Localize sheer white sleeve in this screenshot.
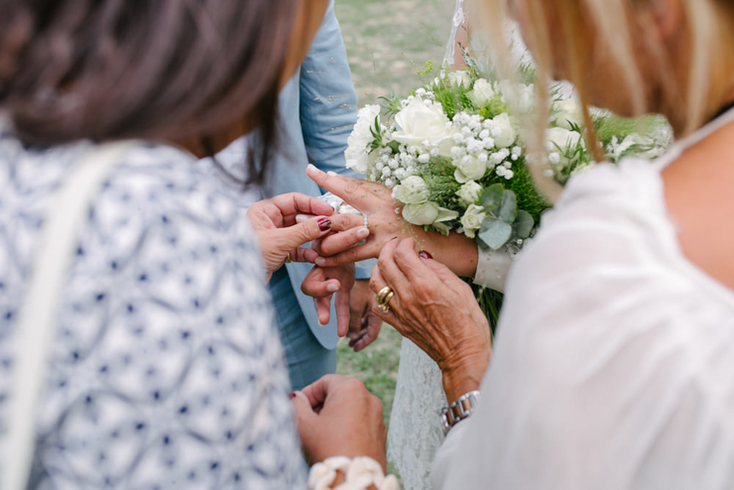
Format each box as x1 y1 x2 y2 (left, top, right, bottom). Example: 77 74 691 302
472 247 513 292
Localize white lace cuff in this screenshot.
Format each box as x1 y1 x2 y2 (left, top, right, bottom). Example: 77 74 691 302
308 456 400 490
472 246 513 292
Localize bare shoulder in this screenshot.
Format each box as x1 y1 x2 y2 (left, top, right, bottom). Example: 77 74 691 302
662 121 734 289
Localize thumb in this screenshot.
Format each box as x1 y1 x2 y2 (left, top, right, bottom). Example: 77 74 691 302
277 216 333 251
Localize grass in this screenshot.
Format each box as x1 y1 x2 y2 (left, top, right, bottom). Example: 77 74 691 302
335 0 456 105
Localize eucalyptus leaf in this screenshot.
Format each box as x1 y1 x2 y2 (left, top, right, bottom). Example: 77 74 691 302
514 210 534 238
478 218 513 250
480 184 504 212
499 190 517 223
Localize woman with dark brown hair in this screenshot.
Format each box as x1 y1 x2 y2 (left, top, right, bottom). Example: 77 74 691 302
0 1 387 488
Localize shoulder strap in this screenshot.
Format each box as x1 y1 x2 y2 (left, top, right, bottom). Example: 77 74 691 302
3 141 139 490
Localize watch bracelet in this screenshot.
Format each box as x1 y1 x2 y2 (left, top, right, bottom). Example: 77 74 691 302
441 390 481 435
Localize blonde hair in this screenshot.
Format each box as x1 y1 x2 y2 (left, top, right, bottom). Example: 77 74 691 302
472 0 734 201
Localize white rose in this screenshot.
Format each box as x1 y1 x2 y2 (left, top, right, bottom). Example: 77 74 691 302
457 181 483 204
392 175 430 204
454 155 488 183
546 127 583 154
546 127 584 170
393 97 452 149
551 98 583 130
448 70 472 89
460 204 487 238
491 113 517 148
499 81 535 114
402 202 458 226
402 202 439 225
469 79 495 107
345 104 381 174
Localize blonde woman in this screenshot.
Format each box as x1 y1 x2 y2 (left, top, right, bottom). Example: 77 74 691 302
299 0 734 488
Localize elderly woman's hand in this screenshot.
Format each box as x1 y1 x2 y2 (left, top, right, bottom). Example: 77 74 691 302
305 165 479 278
292 375 387 470
370 238 492 401
246 192 367 280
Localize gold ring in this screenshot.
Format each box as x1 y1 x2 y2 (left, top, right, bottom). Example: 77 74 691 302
378 291 395 313
376 286 393 305
285 254 293 264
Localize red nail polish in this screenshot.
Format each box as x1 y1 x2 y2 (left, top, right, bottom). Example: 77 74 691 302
289 392 297 399
318 218 332 232
419 250 433 260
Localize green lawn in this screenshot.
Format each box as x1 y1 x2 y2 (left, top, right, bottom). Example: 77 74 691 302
336 0 456 105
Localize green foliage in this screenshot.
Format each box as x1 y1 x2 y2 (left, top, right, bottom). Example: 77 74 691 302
593 113 666 146
417 60 435 76
379 95 403 117
484 157 549 223
476 183 536 250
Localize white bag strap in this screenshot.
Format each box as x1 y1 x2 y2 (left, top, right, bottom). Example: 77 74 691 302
3 141 139 490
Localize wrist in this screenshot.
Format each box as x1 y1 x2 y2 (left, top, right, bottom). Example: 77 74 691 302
440 351 489 402
412 227 478 277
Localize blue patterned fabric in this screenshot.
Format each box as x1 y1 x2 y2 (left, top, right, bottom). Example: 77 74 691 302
0 133 305 489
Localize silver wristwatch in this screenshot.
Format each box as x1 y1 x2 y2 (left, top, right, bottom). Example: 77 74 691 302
440 390 481 435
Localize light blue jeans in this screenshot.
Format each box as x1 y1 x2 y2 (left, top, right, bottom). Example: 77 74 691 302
269 267 337 391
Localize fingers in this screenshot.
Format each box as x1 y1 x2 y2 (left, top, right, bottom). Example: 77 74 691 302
350 316 382 352
390 238 441 285
299 374 344 408
335 290 350 337
374 239 412 301
306 165 369 209
292 390 318 423
315 242 379 267
301 266 341 298
420 254 466 287
266 192 336 222
277 215 335 250
314 225 370 256
290 246 320 264
314 296 332 326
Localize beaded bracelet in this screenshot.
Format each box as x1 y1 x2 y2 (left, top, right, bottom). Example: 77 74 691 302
308 456 400 490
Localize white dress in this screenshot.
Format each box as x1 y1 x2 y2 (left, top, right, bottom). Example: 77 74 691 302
432 109 734 489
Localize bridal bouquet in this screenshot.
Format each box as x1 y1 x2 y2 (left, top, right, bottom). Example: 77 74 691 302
345 66 671 328
345 66 671 253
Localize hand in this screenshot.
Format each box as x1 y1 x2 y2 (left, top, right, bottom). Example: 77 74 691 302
301 264 355 336
292 375 387 470
246 193 366 280
306 165 479 277
347 280 382 352
370 238 492 402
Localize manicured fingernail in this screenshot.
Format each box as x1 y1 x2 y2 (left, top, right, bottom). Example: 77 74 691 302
315 257 326 267
296 214 309 223
289 392 297 399
357 227 370 239
327 283 339 293
419 250 433 260
318 218 332 232
327 171 338 176
307 164 320 174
